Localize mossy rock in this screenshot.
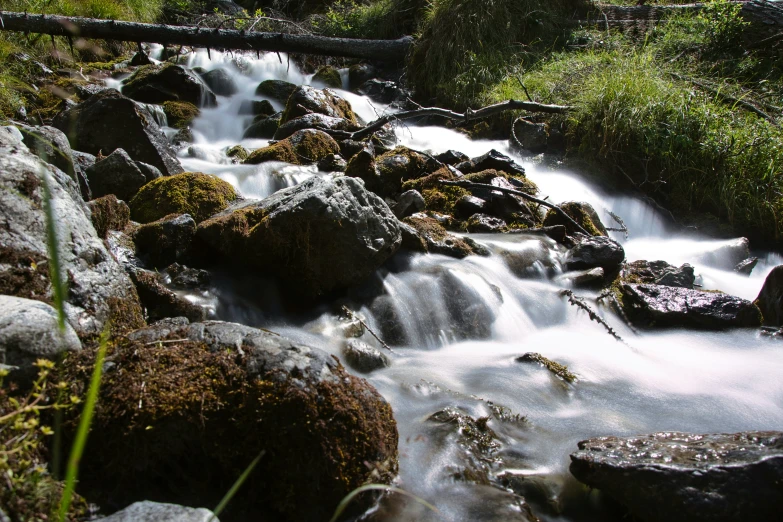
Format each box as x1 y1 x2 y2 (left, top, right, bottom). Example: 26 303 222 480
129 172 238 224
463 169 539 196
401 167 468 215
162 100 200 129
255 79 297 102
403 215 486 258
62 320 398 521
122 63 216 107
312 65 343 88
88 194 131 239
244 129 340 165
226 145 249 162
348 146 437 198
543 201 607 237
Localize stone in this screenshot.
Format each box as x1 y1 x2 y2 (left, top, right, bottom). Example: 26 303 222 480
734 257 758 276
466 213 507 233
456 149 526 178
655 264 695 288
53 89 184 176
163 263 211 290
621 260 695 289
64 320 398 521
133 214 197 269
197 176 401 298
435 149 469 166
280 85 358 125
511 119 549 153
100 501 217 522
342 339 390 373
129 51 153 66
122 63 217 107
162 101 200 129
244 129 340 166
346 146 436 199
312 65 343 88
255 79 297 102
16 124 87 198
316 153 347 172
455 194 489 219
171 128 194 146
88 195 131 239
565 236 625 273
554 267 605 288
620 284 762 329
393 189 426 219
200 67 238 96
347 63 378 90
242 115 281 139
273 113 359 140
755 265 783 326
695 237 750 270
85 148 160 202
402 215 488 259
128 268 207 323
339 139 367 160
497 238 560 279
226 145 249 163
238 99 275 116
570 431 783 522
0 296 81 383
129 172 238 224
543 201 608 237
357 79 407 104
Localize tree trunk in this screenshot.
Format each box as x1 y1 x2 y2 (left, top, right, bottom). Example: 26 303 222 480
0 11 413 61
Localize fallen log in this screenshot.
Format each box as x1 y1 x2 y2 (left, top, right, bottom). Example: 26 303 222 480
0 11 413 61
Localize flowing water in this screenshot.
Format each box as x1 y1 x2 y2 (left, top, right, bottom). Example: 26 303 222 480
119 49 783 521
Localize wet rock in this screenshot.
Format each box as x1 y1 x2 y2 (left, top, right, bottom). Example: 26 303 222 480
403 215 487 259
516 352 576 382
129 268 207 323
511 119 549 153
467 213 507 233
358 79 407 104
317 153 347 172
0 134 144 337
0 296 82 383
171 127 194 146
655 264 695 288
88 195 130 239
497 238 560 278
339 138 367 160
346 145 436 199
565 236 624 273
16 124 84 195
122 63 217 107
543 201 607 237
621 260 695 289
440 270 496 340
129 172 238 224
133 214 196 269
347 63 378 90
100 501 217 522
734 257 758 276
342 339 390 373
255 79 297 102
53 89 184 176
620 284 762 329
238 99 275 116
129 51 153 66
242 114 280 139
86 148 161 201
197 176 401 298
72 150 96 174
245 129 340 165
554 267 605 288
64 320 398 521
695 237 750 270
200 67 238 96
273 113 359 140
280 85 358 125
75 83 109 100
455 194 490 219
226 144 249 163
370 295 409 346
163 263 211 290
393 190 425 219
162 100 200 129
755 265 783 326
312 65 343 88
436 149 469 165
570 431 783 522
456 149 526 178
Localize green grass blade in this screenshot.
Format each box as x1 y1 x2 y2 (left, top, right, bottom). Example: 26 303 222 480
56 326 110 521
328 484 439 522
209 450 265 521
40 167 67 334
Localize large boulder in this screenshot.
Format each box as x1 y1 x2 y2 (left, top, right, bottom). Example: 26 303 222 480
64 320 398 521
52 89 184 176
100 501 217 522
244 129 340 166
16 124 90 199
620 284 762 329
273 113 359 140
197 176 401 298
543 201 608 236
755 265 783 326
0 131 144 337
565 236 624 273
280 85 358 125
129 172 238 224
255 79 297 102
200 67 238 96
122 64 217 107
85 148 162 202
570 431 783 522
345 146 437 199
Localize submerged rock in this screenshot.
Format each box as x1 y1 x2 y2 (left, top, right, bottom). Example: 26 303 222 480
755 265 783 326
570 431 783 522
238 99 275 116
122 63 217 107
100 501 217 522
734 257 758 276
543 201 607 237
620 284 761 329
64 320 398 521
244 129 340 165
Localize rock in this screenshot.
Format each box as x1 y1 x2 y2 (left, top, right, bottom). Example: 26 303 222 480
621 260 695 289
570 431 783 522
565 236 624 273
543 201 608 237
497 239 560 279
162 101 200 129
457 170 540 227
316 153 347 172
655 264 695 288
346 145 436 199
369 295 408 346
357 79 407 104
129 172 238 224
53 89 184 176
554 267 605 288
695 238 750 270
455 194 490 219
88 195 130 239
339 138 366 160
347 63 378 90
72 150 96 173
200 68 238 96
273 113 360 140
75 83 109 100
620 284 762 329
129 51 153 66
312 65 343 88
244 129 340 166
734 257 758 276
280 85 358 125
435 149 470 165
225 145 249 163
64 320 398 521
163 263 211 290
403 215 487 259
0 296 81 383
128 268 207 323
100 501 217 522
342 339 390 373
197 176 401 298
238 99 275 116
86 148 160 201
242 115 281 139
122 63 217 107
511 119 549 153
133 214 196 269
393 189 426 219
171 128 194 146
466 213 507 233
456 149 526 178
16 124 87 197
0 135 144 337
255 79 297 102
440 269 496 339
755 265 783 326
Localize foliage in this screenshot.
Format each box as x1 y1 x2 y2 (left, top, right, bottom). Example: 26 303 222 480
310 0 427 39
697 0 749 49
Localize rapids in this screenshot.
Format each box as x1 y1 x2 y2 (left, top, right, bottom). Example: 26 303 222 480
118 48 783 521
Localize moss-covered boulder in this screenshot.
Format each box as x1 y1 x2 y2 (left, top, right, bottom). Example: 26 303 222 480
401 167 468 215
280 85 358 125
244 129 340 166
239 99 275 117
402 215 487 258
346 146 437 199
122 63 217 107
312 65 343 88
255 79 297 102
88 194 131 239
162 101 200 129
63 320 398 521
273 113 360 140
242 114 281 139
225 145 249 163
133 213 196 268
129 172 238 224
543 201 607 237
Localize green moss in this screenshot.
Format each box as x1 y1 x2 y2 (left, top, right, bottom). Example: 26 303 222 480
245 130 340 165
312 66 342 88
226 145 249 162
129 172 238 224
162 100 200 129
106 293 146 336
516 352 577 383
88 194 131 238
463 169 539 195
543 201 605 236
402 167 468 216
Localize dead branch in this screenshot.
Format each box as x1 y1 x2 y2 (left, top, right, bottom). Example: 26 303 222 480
561 289 626 344
341 306 394 353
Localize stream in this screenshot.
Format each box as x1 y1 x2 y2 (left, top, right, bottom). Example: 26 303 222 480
114 48 783 521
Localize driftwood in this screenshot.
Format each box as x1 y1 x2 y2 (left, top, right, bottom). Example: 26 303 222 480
0 11 412 61
560 289 626 344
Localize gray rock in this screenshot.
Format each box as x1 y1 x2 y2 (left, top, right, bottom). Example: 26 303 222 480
242 115 280 139
122 64 217 107
734 257 758 276
695 237 750 270
72 150 97 172
316 153 347 172
511 119 549 153
200 68 238 96
197 176 401 298
393 189 425 219
565 236 625 273
435 149 469 165
53 89 184 176
129 268 207 323
238 99 275 116
86 148 160 201
0 125 24 146
16 124 88 199
135 161 163 183
164 263 211 290
456 149 526 178
554 267 605 287
281 85 358 124
755 265 783 326
347 63 378 90
455 194 489 219
255 79 297 102
655 264 695 288
622 260 695 289
467 213 507 233
0 296 81 383
570 431 783 522
134 213 196 269
342 339 390 373
171 127 194 146
620 283 762 329
357 79 407 104
273 113 359 140
99 501 217 522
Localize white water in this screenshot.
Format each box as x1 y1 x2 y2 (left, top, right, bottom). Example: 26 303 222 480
126 50 781 521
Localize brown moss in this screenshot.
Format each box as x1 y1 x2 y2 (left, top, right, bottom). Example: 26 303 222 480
543 201 606 236
88 194 131 238
463 168 539 196
162 100 200 129
129 172 238 224
0 246 51 303
516 352 577 383
244 129 340 166
106 293 146 336
226 145 249 162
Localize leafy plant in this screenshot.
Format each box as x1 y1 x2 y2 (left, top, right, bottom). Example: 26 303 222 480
697 0 749 49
